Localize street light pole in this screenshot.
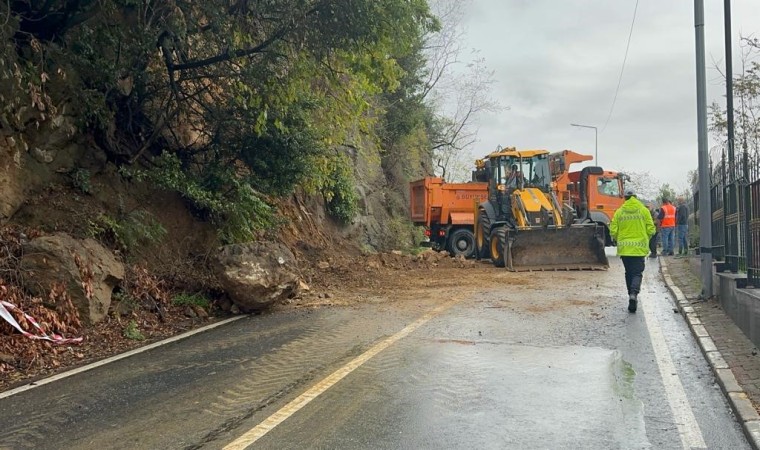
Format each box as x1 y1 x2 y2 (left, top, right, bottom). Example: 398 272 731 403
570 123 598 165
694 0 713 297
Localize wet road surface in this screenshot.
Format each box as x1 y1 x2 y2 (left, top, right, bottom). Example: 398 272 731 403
0 250 750 449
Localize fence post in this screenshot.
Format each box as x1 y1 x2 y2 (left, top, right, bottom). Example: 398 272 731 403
744 149 754 288
722 151 729 266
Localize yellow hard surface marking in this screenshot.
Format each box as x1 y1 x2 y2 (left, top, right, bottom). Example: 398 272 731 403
223 299 459 450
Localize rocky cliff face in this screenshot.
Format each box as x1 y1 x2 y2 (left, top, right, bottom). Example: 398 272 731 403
0 76 425 250
0 122 424 256
0 107 97 221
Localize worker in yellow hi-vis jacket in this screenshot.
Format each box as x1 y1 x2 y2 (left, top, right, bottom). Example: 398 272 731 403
610 188 656 313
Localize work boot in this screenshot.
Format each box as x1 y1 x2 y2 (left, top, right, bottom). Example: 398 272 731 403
628 293 638 313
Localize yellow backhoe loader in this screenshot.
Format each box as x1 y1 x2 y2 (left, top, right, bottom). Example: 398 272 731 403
473 147 609 271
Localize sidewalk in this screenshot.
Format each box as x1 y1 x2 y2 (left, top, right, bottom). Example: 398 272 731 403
660 255 760 447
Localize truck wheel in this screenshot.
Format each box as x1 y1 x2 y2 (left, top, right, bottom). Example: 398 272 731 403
448 228 476 258
476 210 491 260
489 227 507 268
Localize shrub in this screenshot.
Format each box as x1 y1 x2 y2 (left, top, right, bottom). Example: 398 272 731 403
411 226 427 249
171 293 210 309
71 169 91 194
111 290 138 314
321 156 358 224
127 153 277 244
123 320 145 341
88 210 167 254
381 216 417 252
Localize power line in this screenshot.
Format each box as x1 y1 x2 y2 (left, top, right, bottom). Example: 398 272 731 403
601 0 639 133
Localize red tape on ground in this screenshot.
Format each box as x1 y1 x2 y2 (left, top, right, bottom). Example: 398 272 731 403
0 300 83 345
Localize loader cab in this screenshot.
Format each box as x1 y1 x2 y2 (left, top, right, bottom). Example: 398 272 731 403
486 156 517 220
487 152 553 221
524 153 551 190
494 158 521 189
493 153 552 192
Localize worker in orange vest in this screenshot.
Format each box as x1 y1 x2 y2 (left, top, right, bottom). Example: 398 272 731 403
657 198 676 256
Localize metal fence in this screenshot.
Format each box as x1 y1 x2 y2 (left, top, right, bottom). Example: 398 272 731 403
708 146 760 287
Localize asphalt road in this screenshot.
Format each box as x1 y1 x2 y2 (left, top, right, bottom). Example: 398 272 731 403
0 250 750 449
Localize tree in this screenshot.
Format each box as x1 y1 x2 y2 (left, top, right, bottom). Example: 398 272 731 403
620 170 661 202
657 184 677 204
422 0 503 182
680 169 698 206
709 36 760 171
1 0 439 240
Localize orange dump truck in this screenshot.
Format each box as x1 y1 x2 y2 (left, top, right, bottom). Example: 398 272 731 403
548 150 627 245
409 177 488 258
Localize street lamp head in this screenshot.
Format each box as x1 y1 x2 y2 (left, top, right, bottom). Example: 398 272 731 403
569 123 598 165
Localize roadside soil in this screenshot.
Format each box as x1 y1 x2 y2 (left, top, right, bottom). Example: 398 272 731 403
0 241 532 392
0 175 538 393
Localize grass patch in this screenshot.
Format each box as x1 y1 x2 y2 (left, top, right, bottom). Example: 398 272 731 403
409 246 431 256
123 320 145 341
172 293 210 309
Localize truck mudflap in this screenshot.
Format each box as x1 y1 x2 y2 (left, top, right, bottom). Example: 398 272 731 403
505 224 609 271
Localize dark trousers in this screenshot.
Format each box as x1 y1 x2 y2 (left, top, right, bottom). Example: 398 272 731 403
649 231 658 256
621 256 646 295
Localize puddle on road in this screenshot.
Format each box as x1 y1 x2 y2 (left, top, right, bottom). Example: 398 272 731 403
372 343 652 449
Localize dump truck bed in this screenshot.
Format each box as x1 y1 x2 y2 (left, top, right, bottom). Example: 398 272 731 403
409 177 488 227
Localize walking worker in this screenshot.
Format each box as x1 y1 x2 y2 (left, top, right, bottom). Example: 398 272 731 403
658 198 676 256
675 197 689 256
610 188 656 313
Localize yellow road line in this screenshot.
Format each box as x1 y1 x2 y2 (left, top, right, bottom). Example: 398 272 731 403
223 300 459 450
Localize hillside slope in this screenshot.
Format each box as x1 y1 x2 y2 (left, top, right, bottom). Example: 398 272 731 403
0 0 438 389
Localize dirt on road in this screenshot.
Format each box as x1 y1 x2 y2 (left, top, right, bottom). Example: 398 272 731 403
0 242 545 392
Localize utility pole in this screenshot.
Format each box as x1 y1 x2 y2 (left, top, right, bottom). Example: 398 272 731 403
724 0 735 170
724 0 736 272
695 0 713 297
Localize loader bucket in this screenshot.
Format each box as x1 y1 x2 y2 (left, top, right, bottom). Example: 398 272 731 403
506 224 609 271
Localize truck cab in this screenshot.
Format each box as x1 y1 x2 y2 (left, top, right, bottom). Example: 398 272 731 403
549 150 626 245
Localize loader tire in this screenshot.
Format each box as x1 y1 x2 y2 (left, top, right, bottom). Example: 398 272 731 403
476 210 491 260
448 228 476 258
489 227 507 268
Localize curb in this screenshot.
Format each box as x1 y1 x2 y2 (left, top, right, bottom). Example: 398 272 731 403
0 315 246 400
660 260 760 450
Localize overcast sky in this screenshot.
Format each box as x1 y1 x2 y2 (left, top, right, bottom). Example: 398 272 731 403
454 0 760 193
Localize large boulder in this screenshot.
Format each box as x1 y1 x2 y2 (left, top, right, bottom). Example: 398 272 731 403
213 241 301 311
21 233 124 325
